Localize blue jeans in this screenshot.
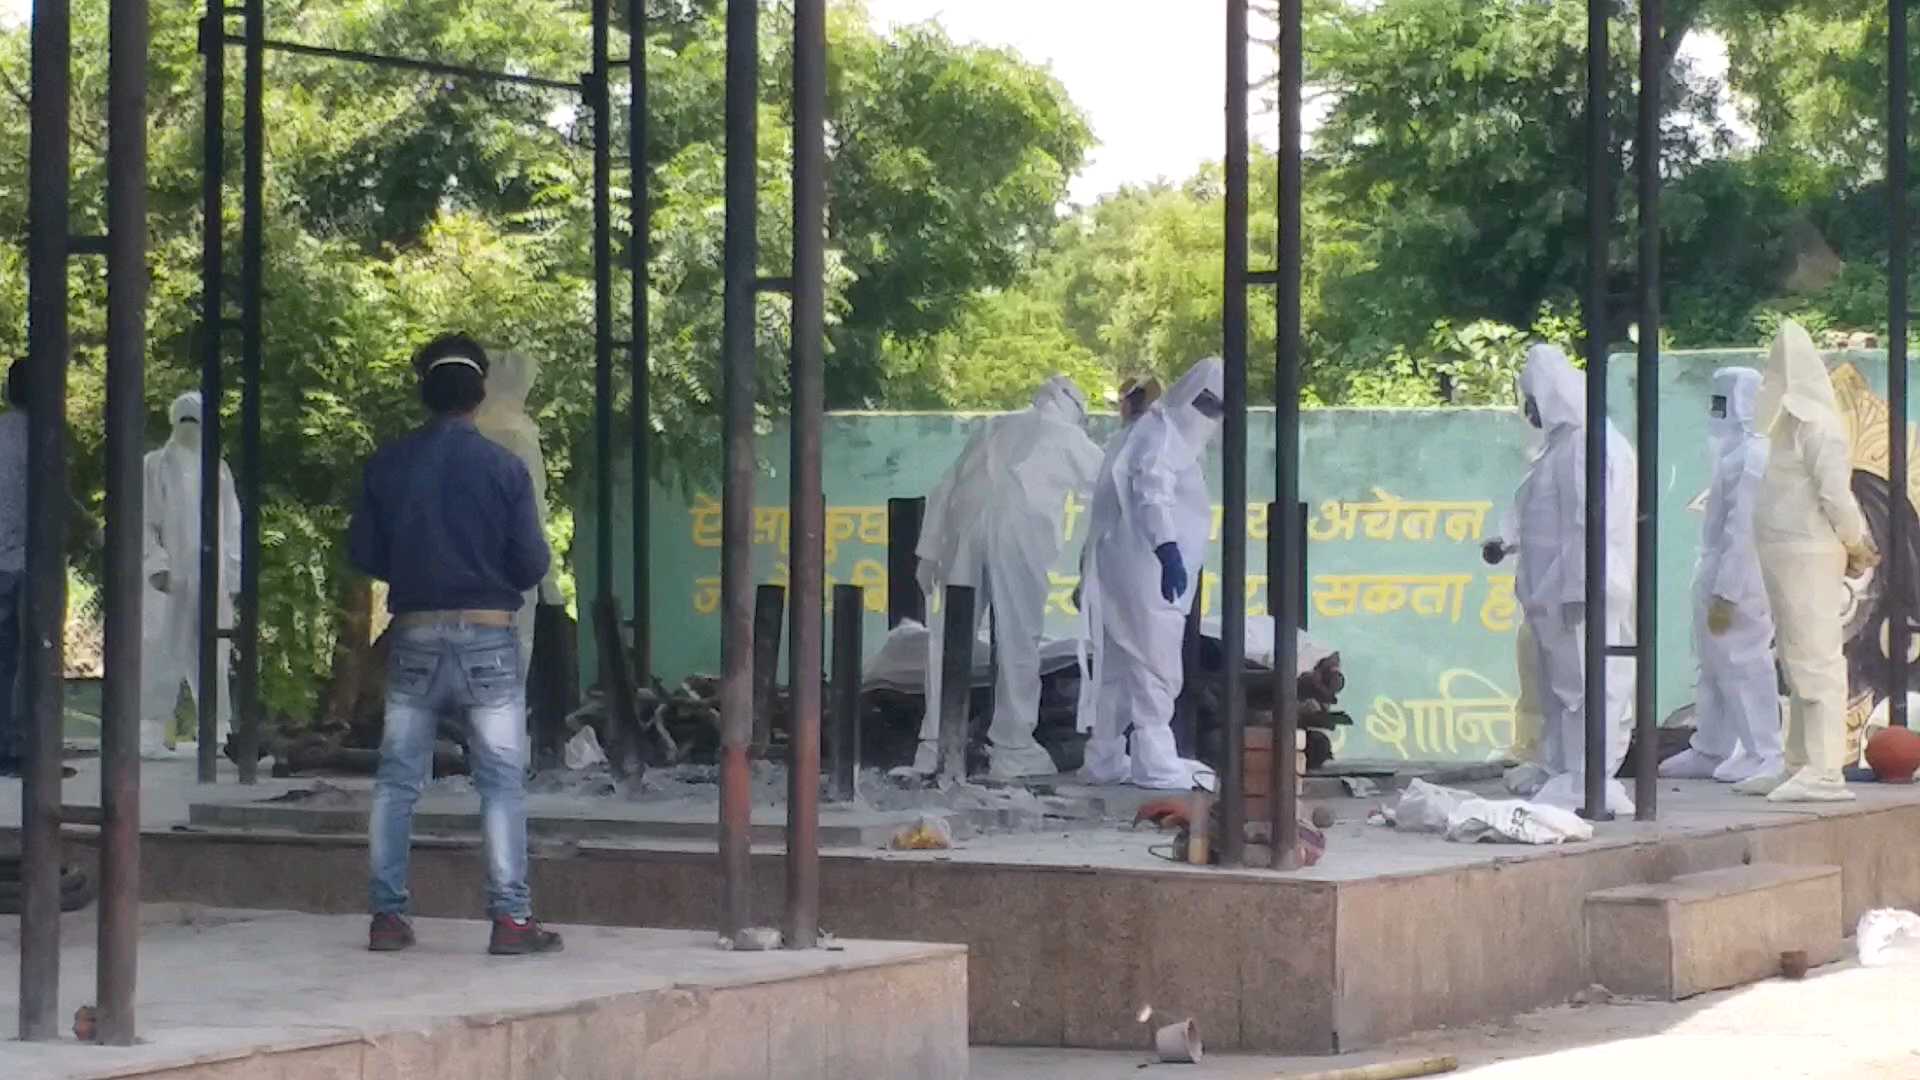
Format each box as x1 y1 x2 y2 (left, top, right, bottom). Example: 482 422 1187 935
369 621 530 919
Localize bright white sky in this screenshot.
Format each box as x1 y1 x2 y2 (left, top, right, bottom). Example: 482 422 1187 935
0 0 1742 198
864 0 1272 204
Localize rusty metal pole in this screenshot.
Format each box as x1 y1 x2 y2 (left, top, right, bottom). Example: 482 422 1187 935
1891 0 1911 724
19 0 71 1042
97 0 150 1044
1220 0 1250 867
785 0 828 950
629 0 653 684
233 0 264 784
717 0 759 940
1268 0 1305 870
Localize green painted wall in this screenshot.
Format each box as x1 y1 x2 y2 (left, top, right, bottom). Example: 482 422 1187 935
577 349 1908 764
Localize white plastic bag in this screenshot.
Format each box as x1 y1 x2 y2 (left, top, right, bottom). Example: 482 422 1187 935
563 726 609 771
1857 908 1920 966
1389 779 1474 833
1444 797 1594 845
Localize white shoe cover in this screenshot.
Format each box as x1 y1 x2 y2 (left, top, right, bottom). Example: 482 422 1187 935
887 739 939 778
1533 772 1635 817
1711 749 1774 784
1765 767 1854 804
1658 748 1726 780
1504 762 1550 797
1732 767 1790 796
987 743 1058 780
1078 736 1131 785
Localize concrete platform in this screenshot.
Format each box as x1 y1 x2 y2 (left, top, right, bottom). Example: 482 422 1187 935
12 757 1920 1055
0 906 967 1080
1585 863 1844 1000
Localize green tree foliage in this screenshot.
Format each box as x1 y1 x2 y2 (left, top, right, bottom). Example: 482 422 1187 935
0 0 1089 717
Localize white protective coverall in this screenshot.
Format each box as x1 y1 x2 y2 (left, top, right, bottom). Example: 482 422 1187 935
1511 345 1639 815
913 377 1104 779
141 392 240 758
1488 426 1551 795
1076 358 1225 790
1661 367 1784 783
1737 321 1875 803
476 348 563 680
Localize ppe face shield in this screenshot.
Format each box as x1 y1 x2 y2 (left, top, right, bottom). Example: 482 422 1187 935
1710 395 1728 419
1525 396 1542 429
1190 388 1225 421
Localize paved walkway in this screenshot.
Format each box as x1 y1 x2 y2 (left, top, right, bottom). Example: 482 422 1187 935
973 954 1920 1079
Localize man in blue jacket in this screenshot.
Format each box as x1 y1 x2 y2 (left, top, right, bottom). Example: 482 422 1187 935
348 333 560 955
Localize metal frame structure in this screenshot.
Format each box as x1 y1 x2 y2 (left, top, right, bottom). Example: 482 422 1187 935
20 0 148 1045
1217 0 1678 861
15 0 1914 1044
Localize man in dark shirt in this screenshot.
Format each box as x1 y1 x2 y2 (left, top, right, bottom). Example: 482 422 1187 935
348 333 560 956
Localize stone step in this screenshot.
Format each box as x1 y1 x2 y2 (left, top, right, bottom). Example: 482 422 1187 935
1584 863 1843 1001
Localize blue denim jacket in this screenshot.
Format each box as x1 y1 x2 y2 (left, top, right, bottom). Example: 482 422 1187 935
348 418 550 614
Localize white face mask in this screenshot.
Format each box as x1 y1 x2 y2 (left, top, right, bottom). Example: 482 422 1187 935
172 418 201 452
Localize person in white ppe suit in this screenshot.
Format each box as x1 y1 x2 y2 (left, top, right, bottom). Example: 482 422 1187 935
1496 345 1639 814
475 348 564 681
141 391 241 759
1661 367 1784 783
1077 358 1225 790
911 376 1104 779
1736 321 1879 802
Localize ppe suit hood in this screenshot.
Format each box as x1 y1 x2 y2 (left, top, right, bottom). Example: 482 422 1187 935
1519 345 1585 431
1756 320 1840 432
1031 376 1088 427
478 349 538 415
169 391 203 428
1157 357 1225 462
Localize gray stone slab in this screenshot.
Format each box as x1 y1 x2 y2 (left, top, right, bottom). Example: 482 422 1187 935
1586 863 1844 1000
0 908 967 1080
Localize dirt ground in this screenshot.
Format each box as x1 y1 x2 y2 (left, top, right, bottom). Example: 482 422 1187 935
971 956 1920 1079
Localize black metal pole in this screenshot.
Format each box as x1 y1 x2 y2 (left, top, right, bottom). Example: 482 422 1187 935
717 0 759 940
786 0 827 951
1220 0 1250 868
197 0 225 785
628 0 652 684
1270 0 1304 869
234 0 264 784
829 584 863 802
1892 0 1910 726
938 585 975 783
1582 0 1613 822
751 583 786 753
1633 0 1662 818
19 0 71 1042
217 34 582 93
99 0 149 1043
886 497 925 627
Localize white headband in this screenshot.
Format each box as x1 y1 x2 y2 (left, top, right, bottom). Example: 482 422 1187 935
427 355 484 374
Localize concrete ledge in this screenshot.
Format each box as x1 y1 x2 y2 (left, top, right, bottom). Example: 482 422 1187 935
1585 863 1843 1000
0 912 968 1080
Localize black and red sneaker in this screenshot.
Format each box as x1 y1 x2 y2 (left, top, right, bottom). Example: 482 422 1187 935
488 916 564 956
368 913 415 953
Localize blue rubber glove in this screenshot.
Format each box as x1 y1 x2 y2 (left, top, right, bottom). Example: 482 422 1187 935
1154 543 1187 604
